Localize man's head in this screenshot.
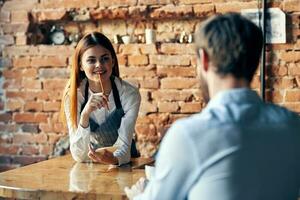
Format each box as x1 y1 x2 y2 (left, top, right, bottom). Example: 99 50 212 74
195 13 263 102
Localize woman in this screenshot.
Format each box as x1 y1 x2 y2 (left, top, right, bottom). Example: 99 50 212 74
61 32 141 165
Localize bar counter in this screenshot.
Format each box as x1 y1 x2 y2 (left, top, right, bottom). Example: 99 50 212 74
0 154 152 200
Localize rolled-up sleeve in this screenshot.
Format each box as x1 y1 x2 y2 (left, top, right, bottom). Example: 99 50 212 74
64 95 90 162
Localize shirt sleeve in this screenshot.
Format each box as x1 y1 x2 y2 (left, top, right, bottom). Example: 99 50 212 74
133 121 198 200
64 94 90 162
113 87 141 166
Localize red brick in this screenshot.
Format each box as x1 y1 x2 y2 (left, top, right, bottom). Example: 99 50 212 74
140 101 157 115
179 0 212 4
16 33 27 45
268 65 288 77
22 145 39 155
128 6 147 19
40 0 98 9
0 10 10 23
137 0 170 5
3 79 22 90
42 79 68 90
31 56 67 67
23 68 38 78
11 11 28 23
135 124 156 137
139 78 159 89
0 35 14 45
265 90 283 104
99 0 137 7
152 89 194 101
150 5 193 19
117 55 127 65
282 0 300 12
13 133 47 144
4 46 38 57
283 103 300 113
2 69 22 79
0 145 19 154
150 55 190 66
2 23 29 34
285 90 300 102
90 7 129 20
13 113 48 123
24 101 43 112
128 55 148 65
12 57 31 68
158 102 179 113
120 66 156 77
48 133 61 144
22 80 41 90
119 44 157 55
53 123 65 133
139 90 150 101
39 123 54 133
194 4 215 17
6 100 23 111
267 77 296 89
2 0 37 11
161 78 199 89
280 51 300 62
0 113 12 123
157 66 196 77
0 124 18 133
160 43 196 55
289 63 300 75
38 45 74 56
179 102 201 113
40 144 54 155
43 101 61 112
38 91 63 101
33 10 66 21
215 2 257 13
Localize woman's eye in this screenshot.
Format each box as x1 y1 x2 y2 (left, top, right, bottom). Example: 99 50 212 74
100 57 110 63
86 59 96 64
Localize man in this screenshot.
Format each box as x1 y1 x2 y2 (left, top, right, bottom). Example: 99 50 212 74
125 13 300 200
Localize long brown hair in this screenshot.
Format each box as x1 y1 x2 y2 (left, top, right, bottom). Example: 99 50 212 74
60 32 119 129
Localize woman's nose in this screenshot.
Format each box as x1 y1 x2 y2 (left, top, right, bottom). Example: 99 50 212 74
95 61 101 68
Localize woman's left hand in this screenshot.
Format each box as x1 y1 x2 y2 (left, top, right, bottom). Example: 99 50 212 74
88 145 118 165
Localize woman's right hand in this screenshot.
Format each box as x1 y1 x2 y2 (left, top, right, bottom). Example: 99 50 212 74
82 93 109 116
79 93 108 128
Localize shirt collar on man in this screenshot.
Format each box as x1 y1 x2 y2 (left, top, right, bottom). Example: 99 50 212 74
205 88 262 110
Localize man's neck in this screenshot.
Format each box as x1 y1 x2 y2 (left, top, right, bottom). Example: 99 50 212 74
208 73 249 99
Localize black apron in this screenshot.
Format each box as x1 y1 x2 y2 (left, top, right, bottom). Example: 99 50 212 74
80 76 139 157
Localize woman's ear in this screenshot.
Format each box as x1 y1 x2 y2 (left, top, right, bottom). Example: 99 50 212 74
79 62 84 71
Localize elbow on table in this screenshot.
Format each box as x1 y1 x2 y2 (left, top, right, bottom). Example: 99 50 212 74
70 148 88 162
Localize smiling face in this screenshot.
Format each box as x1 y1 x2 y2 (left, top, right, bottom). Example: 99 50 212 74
80 45 115 82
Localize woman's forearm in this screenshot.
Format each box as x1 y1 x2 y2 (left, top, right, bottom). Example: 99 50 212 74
79 111 90 128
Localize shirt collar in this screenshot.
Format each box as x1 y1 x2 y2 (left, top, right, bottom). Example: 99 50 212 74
205 88 262 110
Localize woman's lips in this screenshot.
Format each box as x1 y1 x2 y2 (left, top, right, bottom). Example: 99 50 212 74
93 70 106 75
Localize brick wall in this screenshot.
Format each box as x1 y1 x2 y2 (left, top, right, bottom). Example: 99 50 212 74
0 0 299 171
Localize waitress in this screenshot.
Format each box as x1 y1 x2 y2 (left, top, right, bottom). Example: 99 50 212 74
61 32 141 165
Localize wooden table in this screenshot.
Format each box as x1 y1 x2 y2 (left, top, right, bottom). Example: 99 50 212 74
0 154 153 200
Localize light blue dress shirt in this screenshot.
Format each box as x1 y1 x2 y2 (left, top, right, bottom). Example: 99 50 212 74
135 88 300 200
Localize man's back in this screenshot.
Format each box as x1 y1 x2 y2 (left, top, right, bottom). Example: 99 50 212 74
185 88 300 200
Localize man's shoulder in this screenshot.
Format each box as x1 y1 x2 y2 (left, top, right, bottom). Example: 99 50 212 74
263 102 300 122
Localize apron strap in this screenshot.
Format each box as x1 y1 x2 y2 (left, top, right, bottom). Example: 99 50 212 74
110 76 122 109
